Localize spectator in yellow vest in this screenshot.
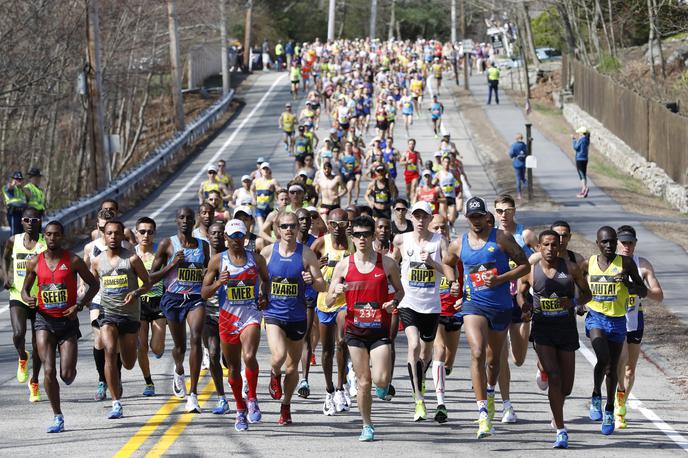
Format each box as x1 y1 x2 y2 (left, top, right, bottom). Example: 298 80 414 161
487 62 500 105
24 168 46 216
3 171 27 235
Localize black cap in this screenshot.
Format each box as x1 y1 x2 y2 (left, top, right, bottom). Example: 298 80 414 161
27 167 41 177
617 226 637 242
465 197 488 216
11 171 23 180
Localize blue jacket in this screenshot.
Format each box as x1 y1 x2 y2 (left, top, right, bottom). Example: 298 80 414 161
573 135 590 161
508 141 527 168
285 42 294 56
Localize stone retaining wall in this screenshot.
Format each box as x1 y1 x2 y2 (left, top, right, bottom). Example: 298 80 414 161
562 103 688 213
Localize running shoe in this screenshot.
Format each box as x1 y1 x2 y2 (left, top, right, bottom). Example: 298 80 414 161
476 412 493 439
346 362 358 397
414 399 427 422
536 369 549 391
487 391 496 421
310 354 317 366
172 372 186 399
278 404 292 425
185 393 201 413
501 406 518 423
269 371 282 400
445 366 452 376
29 380 41 403
247 399 262 423
234 410 249 431
384 384 396 401
108 401 123 419
142 383 155 397
358 424 375 442
47 415 64 433
615 414 628 430
296 379 311 398
601 411 615 435
323 392 336 416
615 390 627 417
553 431 569 449
201 347 210 370
95 381 107 401
334 389 349 412
589 395 603 421
375 385 389 401
212 397 229 415
17 353 29 383
434 404 448 423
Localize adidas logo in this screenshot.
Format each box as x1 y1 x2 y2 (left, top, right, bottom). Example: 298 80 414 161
598 276 607 282
478 265 487 272
417 263 427 269
549 292 559 298
48 283 59 290
59 264 68 271
237 281 245 287
281 278 289 283
188 263 197 269
557 272 567 278
112 269 119 276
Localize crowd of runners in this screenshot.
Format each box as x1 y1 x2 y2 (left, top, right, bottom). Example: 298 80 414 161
1 38 663 449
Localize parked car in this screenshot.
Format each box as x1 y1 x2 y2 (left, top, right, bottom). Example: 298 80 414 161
536 47 562 61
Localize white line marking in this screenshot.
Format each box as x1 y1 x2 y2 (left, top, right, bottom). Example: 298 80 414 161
151 74 287 220
0 304 8 315
578 340 688 452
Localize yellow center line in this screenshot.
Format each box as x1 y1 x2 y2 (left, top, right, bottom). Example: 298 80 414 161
144 378 217 458
113 370 215 458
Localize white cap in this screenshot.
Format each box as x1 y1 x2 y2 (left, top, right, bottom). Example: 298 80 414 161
576 126 588 134
288 184 304 193
260 162 271 169
298 170 308 177
208 165 218 173
306 206 318 213
433 150 443 157
225 219 247 236
410 201 433 215
241 174 251 182
233 205 254 218
422 169 433 177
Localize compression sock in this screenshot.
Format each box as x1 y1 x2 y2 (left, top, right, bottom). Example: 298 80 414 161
93 348 106 383
229 377 247 410
432 360 445 406
245 366 259 400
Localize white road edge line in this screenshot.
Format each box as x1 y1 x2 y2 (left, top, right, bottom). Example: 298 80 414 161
150 74 287 220
578 339 688 452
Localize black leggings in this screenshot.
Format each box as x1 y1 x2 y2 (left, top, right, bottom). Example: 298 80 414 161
576 160 588 181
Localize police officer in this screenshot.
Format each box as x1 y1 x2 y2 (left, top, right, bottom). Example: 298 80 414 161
24 168 46 216
3 171 27 235
487 62 500 105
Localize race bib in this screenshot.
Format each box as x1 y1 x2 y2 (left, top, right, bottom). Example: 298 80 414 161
41 283 68 310
468 262 498 291
178 262 203 286
539 297 566 316
271 276 299 297
103 274 129 295
408 261 435 288
589 275 618 302
226 279 256 305
353 301 382 328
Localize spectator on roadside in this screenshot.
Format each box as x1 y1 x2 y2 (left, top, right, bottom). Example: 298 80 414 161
508 134 528 201
236 45 247 73
2 171 27 235
24 167 46 216
285 40 294 70
572 126 591 198
262 38 271 71
275 41 284 71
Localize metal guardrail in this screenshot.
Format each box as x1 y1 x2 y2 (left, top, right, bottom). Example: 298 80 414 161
47 89 235 232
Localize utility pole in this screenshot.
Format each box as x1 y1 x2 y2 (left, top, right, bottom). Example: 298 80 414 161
244 0 253 68
525 123 534 201
327 0 336 42
388 0 395 40
86 0 109 188
220 0 230 94
451 0 457 43
461 0 469 89
370 0 378 39
167 0 185 131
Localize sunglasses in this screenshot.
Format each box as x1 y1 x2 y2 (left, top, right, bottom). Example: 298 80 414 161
227 232 245 239
98 225 106 232
22 217 41 224
495 208 515 215
329 220 348 228
137 229 155 235
394 207 407 212
352 231 372 239
208 171 217 175
288 190 303 194
279 223 297 230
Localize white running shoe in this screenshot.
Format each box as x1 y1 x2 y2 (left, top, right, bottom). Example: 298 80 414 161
502 406 518 423
536 369 549 391
346 362 358 397
201 348 210 371
334 389 349 413
185 393 201 413
323 392 336 416
172 372 186 399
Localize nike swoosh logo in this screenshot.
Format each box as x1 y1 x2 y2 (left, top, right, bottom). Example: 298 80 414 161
374 273 384 278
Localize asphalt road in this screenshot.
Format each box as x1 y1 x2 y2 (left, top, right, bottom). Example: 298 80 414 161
0 71 687 457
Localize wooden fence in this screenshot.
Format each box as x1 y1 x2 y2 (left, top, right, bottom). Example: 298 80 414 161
572 59 687 185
